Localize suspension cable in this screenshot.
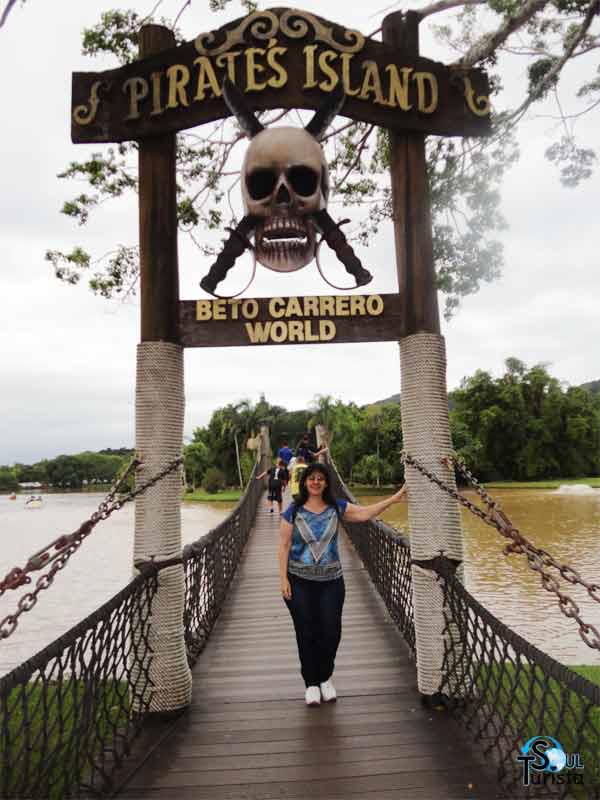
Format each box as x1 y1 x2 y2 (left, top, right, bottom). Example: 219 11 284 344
0 455 182 640
402 451 600 651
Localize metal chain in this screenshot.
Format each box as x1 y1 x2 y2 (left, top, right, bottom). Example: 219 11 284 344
401 451 600 651
0 455 182 640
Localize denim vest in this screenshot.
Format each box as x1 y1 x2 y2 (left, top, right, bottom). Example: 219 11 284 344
287 503 345 582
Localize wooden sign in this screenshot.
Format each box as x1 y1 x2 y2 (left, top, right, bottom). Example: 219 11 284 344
72 7 491 143
178 293 403 348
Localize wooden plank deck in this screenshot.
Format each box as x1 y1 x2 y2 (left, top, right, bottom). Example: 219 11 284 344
119 500 502 800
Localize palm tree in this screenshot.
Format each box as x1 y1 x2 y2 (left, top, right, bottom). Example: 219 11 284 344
219 403 247 489
308 394 337 445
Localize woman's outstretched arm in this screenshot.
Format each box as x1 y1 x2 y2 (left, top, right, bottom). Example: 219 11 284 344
342 484 407 523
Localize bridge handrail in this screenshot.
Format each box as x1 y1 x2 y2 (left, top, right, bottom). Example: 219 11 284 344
327 456 600 796
181 456 267 664
0 449 269 798
435 557 600 795
0 570 158 798
327 457 415 655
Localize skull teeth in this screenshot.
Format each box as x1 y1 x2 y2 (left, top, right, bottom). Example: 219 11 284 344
262 216 308 243
262 236 307 247
254 214 316 272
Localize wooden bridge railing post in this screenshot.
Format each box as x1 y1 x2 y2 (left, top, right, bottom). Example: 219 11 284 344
132 24 192 713
383 10 465 700
259 423 271 473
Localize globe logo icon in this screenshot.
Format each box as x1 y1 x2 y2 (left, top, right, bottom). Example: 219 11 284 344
546 747 566 773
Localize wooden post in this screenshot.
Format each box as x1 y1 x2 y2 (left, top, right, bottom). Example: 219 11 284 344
383 11 439 337
383 11 464 701
133 24 192 713
259 424 271 472
139 25 179 342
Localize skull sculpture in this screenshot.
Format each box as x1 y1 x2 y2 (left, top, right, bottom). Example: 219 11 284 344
198 80 372 296
241 127 328 272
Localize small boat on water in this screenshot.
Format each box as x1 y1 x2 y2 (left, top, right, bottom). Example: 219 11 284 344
8 493 17 500
25 495 43 508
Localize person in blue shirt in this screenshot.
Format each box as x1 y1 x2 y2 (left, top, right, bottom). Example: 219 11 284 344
277 441 293 465
278 462 407 706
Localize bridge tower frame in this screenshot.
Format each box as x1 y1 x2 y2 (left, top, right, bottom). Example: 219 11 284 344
69 6 492 707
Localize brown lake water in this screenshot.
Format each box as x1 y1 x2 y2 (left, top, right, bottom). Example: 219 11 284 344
0 493 234 677
357 487 600 668
1 488 598 677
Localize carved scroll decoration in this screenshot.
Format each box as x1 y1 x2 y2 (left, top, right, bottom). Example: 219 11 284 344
72 81 111 126
194 8 364 56
462 76 491 117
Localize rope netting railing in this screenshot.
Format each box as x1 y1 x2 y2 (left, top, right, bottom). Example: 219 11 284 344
0 571 158 799
0 449 268 797
182 456 266 664
328 455 600 798
328 458 415 655
437 558 600 799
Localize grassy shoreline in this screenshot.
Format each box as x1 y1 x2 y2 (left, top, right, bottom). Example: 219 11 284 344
184 489 243 502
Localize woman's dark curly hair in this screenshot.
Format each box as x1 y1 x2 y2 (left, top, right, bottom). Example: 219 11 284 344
293 463 341 520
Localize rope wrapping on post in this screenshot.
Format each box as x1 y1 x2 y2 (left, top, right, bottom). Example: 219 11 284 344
400 332 464 695
400 333 463 561
134 341 191 712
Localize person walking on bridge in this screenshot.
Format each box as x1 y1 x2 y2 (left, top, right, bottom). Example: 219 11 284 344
257 459 289 514
277 441 293 466
278 462 406 706
295 433 327 464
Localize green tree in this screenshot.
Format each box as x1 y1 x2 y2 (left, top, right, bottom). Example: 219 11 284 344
559 387 600 476
308 395 338 445
352 454 395 486
239 449 256 484
450 359 600 481
271 409 313 452
0 466 18 492
37 2 599 318
361 403 404 484
15 460 48 484
202 466 226 494
183 440 210 490
325 400 365 480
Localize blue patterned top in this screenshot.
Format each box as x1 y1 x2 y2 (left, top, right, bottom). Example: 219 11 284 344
281 500 348 581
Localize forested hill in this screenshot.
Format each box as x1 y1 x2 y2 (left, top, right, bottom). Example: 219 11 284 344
2 367 599 494
580 380 600 396
372 378 600 407
371 392 456 410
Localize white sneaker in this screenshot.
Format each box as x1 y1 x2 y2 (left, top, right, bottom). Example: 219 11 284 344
305 686 321 706
320 680 337 702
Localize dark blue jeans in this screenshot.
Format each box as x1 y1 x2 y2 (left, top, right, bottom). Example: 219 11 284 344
284 573 345 687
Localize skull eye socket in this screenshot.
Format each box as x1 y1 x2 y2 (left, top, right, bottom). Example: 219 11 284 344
287 165 319 197
247 168 278 201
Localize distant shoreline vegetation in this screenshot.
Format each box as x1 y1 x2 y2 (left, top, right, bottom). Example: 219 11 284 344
2 360 599 494
0 448 135 494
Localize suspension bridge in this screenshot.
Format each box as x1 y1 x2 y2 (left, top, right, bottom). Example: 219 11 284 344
3 8 598 798
1 435 598 799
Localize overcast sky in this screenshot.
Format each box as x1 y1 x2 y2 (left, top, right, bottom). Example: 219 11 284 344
1 0 599 465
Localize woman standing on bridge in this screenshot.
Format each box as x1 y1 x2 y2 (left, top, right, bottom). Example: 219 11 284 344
278 462 406 706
